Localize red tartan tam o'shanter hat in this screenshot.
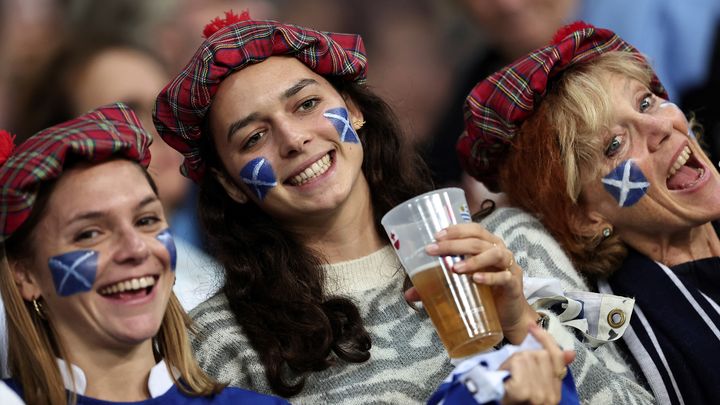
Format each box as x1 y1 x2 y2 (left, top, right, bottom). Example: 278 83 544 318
457 22 668 192
0 103 152 242
153 10 368 182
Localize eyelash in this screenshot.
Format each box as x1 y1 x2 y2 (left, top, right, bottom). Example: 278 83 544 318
639 92 653 112
137 215 160 227
604 134 624 158
298 97 320 112
243 131 265 150
74 229 100 242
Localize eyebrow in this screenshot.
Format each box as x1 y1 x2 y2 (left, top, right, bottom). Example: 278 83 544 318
225 78 320 142
65 195 160 225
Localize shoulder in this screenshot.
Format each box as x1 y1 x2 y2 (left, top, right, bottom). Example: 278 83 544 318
0 380 23 405
480 207 590 290
189 293 248 358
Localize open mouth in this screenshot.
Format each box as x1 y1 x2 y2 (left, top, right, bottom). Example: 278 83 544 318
666 145 706 190
287 152 333 186
98 276 157 300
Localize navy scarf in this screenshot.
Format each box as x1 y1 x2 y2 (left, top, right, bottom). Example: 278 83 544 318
603 232 720 405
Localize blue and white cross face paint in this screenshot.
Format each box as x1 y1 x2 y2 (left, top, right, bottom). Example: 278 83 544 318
155 228 177 271
602 159 650 207
48 250 99 297
323 107 360 144
240 157 278 201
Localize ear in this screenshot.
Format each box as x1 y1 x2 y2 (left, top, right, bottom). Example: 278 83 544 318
344 96 365 130
10 259 42 301
568 207 610 238
211 168 249 204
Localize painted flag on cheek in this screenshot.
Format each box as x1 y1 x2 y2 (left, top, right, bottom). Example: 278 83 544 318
324 107 360 143
48 250 99 296
156 229 177 271
601 160 650 207
240 157 277 201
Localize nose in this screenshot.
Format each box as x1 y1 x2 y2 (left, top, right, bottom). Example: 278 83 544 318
113 227 150 265
276 121 312 157
642 113 674 153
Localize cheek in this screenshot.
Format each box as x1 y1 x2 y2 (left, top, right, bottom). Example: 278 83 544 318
155 229 177 271
323 107 360 144
600 159 650 208
239 157 278 201
48 250 99 297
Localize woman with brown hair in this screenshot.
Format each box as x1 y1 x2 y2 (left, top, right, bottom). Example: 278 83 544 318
0 103 286 404
460 22 720 404
149 10 662 404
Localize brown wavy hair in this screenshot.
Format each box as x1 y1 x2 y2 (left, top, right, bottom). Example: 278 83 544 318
497 52 660 278
197 79 433 397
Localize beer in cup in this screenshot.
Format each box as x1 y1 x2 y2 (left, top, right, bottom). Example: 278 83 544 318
381 188 502 358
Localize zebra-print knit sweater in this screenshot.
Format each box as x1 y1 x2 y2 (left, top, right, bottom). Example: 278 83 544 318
189 207 656 404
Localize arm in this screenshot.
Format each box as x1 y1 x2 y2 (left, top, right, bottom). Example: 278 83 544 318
480 207 655 404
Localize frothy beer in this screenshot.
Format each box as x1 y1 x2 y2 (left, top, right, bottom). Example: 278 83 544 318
411 261 502 358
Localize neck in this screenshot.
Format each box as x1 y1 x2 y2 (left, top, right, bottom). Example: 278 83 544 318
286 175 385 263
625 222 720 267
60 335 156 401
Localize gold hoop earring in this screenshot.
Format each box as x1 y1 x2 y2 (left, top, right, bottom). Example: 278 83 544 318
351 117 365 130
32 297 46 320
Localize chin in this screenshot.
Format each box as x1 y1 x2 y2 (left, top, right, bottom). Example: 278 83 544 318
113 316 165 345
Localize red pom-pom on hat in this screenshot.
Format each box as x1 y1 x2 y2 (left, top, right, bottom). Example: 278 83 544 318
0 130 16 166
203 9 251 38
551 21 595 45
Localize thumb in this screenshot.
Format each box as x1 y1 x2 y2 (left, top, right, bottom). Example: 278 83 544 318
563 350 576 366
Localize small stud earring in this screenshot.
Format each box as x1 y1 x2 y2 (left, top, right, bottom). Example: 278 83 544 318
351 117 365 130
602 227 613 239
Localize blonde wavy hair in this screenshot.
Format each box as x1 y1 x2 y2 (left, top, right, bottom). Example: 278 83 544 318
499 51 658 277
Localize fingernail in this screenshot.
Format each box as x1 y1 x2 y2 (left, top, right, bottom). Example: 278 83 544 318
454 261 466 272
434 229 447 239
425 243 439 253
472 273 485 283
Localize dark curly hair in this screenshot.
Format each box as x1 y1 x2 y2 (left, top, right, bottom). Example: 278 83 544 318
197 78 433 397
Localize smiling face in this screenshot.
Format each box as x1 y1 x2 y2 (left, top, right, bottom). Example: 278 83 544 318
208 56 367 225
578 73 720 242
16 160 175 352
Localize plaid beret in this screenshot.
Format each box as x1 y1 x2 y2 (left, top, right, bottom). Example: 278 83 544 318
0 103 151 242
153 16 368 182
458 22 668 191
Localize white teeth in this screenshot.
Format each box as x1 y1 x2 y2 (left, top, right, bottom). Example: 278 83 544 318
290 154 332 185
668 146 692 178
99 276 156 295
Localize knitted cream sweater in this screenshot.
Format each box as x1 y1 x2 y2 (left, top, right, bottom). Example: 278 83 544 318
189 246 453 404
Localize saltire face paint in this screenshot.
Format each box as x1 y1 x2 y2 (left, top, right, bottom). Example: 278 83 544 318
601 159 650 207
240 157 277 200
323 107 360 144
48 250 99 296
156 228 177 271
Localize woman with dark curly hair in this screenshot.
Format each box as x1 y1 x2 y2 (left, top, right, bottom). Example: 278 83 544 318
153 11 575 404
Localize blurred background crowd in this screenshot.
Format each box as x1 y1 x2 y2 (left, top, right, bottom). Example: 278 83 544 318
1 0 719 246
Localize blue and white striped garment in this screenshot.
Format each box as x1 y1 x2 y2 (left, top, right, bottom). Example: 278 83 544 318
600 228 720 405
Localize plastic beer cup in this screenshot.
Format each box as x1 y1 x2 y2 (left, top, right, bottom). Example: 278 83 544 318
381 188 503 358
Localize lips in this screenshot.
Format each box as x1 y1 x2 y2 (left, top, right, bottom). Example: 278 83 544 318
666 145 706 190
287 152 333 186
